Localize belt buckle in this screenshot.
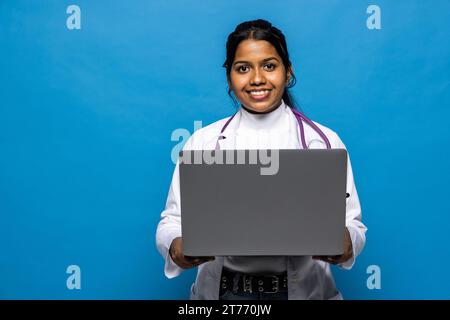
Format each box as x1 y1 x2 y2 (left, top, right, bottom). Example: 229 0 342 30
243 275 253 293
265 276 280 294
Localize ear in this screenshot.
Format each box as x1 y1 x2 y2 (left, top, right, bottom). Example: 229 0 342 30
227 77 233 91
286 66 293 84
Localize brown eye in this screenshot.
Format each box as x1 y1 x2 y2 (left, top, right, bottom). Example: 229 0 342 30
264 63 276 71
237 65 249 73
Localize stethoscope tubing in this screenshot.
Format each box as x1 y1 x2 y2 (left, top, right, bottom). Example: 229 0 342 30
215 107 331 150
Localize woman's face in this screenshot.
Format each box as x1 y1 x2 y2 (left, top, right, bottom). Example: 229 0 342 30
228 39 291 113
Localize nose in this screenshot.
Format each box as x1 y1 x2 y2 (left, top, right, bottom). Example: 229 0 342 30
250 68 266 86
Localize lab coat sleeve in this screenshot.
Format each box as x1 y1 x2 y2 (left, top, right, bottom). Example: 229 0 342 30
155 160 183 279
156 136 195 279
334 134 367 270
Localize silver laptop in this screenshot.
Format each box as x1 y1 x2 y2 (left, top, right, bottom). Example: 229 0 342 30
179 149 348 256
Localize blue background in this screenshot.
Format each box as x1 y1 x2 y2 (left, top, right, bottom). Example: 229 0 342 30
1 0 449 299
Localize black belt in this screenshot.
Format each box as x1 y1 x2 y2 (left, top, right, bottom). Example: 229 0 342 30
220 267 288 295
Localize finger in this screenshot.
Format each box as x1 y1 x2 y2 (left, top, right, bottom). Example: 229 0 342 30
172 254 198 269
184 257 201 265
199 256 215 261
313 256 337 264
185 256 214 263
327 256 345 264
330 254 346 263
199 257 215 264
186 256 207 265
184 255 200 262
184 256 196 261
175 259 192 269
178 259 199 269
190 257 215 267
195 257 215 264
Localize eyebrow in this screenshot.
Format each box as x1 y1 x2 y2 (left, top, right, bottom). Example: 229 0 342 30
233 57 280 65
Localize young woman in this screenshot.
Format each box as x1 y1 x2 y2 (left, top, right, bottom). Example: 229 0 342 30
156 19 367 300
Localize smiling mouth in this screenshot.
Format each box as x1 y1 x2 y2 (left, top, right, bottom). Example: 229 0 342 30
246 89 272 100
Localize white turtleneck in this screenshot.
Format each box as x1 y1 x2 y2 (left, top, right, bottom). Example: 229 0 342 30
224 100 301 275
234 100 301 150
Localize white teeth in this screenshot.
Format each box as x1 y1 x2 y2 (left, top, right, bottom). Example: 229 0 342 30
249 90 270 96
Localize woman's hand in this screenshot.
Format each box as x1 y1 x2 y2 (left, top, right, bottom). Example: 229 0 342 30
313 227 353 265
169 237 215 269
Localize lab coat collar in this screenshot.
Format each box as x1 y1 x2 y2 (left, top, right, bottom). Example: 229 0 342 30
215 100 288 150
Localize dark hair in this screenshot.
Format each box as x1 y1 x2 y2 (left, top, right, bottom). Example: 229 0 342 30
223 19 298 109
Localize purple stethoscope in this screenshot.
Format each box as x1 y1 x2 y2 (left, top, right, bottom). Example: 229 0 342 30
215 106 331 150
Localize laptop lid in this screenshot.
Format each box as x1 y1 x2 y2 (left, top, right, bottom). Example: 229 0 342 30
179 149 348 256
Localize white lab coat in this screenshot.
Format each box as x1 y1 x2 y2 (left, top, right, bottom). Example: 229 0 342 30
156 106 367 300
